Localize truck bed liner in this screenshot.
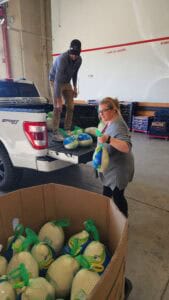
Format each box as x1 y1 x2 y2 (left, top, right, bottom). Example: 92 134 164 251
48 132 96 164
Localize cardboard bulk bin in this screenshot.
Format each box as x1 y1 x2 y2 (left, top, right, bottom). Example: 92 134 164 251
0 183 128 300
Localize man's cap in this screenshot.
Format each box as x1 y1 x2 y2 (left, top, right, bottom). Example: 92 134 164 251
69 39 81 56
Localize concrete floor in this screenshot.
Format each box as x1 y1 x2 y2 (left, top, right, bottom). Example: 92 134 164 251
125 133 169 300
1 132 169 299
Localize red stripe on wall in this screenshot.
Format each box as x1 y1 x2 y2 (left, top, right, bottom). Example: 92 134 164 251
52 36 169 56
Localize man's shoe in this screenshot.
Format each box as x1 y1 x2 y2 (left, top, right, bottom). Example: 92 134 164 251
124 277 133 299
52 133 64 142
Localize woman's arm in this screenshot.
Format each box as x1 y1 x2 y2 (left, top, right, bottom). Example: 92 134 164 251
98 135 130 153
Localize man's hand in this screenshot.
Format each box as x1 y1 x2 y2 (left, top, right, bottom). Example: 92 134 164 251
73 87 78 98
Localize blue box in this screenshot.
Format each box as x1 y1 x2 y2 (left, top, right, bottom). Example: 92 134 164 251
132 116 153 133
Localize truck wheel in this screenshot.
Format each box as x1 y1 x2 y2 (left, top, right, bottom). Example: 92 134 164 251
0 145 23 191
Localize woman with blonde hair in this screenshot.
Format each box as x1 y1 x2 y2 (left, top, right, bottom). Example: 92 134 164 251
97 97 134 217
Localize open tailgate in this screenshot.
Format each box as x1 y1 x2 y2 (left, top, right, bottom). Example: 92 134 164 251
47 132 96 164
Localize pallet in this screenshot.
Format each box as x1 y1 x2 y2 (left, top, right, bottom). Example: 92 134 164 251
132 129 148 134
148 134 169 140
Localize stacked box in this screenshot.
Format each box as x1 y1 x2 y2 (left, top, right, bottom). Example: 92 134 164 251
0 183 128 300
132 116 153 133
149 109 169 138
61 102 136 131
120 102 137 131
149 121 169 137
61 104 99 128
154 109 169 122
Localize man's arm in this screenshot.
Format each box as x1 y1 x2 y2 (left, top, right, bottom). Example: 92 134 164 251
49 59 57 83
72 69 78 88
49 56 66 110
72 58 82 97
49 54 66 93
49 61 56 104
72 71 78 97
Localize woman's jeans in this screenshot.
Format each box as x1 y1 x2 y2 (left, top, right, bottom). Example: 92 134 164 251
103 185 128 218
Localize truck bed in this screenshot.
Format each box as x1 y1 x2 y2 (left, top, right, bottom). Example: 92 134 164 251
0 99 52 113
48 131 96 164
0 99 96 165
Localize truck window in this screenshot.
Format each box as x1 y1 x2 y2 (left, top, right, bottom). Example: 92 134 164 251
17 83 39 97
0 83 18 97
0 82 39 97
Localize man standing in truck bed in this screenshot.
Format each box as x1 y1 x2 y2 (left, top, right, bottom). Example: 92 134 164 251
49 39 82 141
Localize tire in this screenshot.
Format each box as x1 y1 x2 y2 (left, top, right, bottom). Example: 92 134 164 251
0 145 23 191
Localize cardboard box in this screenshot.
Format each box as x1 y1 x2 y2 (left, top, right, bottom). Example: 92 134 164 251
0 183 128 300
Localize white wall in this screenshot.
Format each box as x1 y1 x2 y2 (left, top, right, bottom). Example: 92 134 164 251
51 0 169 102
0 29 6 78
0 0 52 99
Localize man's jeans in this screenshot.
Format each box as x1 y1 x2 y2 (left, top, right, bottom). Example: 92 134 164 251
50 83 74 133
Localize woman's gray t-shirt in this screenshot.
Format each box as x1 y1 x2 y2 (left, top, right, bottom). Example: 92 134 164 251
99 116 134 191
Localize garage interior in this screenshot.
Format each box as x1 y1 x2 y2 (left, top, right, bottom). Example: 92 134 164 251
0 132 168 300
0 1 169 300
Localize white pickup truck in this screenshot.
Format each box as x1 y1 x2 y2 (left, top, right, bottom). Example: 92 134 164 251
0 79 95 191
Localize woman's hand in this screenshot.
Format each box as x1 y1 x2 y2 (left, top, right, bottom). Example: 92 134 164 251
98 135 130 153
98 135 109 144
